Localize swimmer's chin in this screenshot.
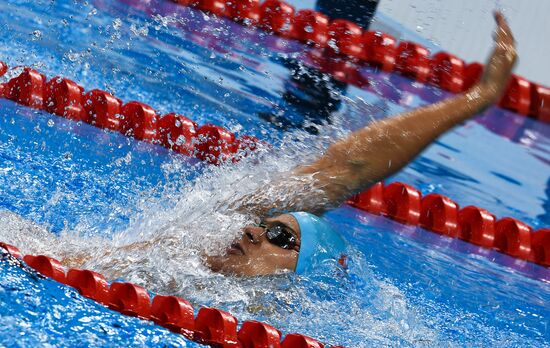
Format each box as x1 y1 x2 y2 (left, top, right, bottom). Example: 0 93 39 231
203 254 254 276
203 254 293 277
204 254 225 273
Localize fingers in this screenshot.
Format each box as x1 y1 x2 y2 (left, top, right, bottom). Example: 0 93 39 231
494 11 505 26
494 10 515 45
476 10 518 99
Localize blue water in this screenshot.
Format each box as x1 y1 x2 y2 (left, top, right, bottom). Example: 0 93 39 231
0 0 549 347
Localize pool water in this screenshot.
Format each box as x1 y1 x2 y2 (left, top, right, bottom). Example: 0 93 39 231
0 0 548 347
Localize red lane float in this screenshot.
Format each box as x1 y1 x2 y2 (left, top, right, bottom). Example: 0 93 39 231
151 295 195 338
327 19 363 59
429 52 465 93
0 242 23 259
0 61 7 77
120 101 159 143
23 255 66 284
228 0 261 25
83 89 123 131
259 0 295 38
463 62 483 90
494 218 532 260
1 243 333 347
66 269 110 305
382 182 422 225
499 75 531 115
281 334 324 348
194 0 229 16
194 307 240 347
458 206 496 248
6 68 46 109
322 59 368 88
45 77 87 121
108 282 151 319
157 112 197 155
167 0 550 124
395 42 431 82
0 60 7 96
347 182 385 215
419 194 459 237
530 84 550 122
294 9 329 48
238 321 282 348
236 135 261 152
195 124 238 163
531 229 550 266
362 31 397 72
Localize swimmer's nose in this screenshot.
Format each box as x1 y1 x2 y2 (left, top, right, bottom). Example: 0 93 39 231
243 225 264 244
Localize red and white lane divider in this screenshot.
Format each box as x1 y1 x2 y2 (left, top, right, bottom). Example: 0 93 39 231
168 0 550 123
0 243 341 348
347 181 549 267
0 63 259 165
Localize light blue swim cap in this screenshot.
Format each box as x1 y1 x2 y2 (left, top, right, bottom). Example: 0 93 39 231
290 212 347 274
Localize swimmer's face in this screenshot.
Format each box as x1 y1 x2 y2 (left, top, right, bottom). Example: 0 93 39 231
205 214 301 276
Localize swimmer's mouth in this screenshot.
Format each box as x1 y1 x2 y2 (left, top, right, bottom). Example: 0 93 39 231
227 242 245 256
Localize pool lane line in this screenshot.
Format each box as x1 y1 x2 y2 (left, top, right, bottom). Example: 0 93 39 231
163 0 550 123
0 63 260 166
0 243 337 348
347 181 549 268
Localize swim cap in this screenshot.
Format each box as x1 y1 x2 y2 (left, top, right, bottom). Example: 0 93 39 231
290 212 347 274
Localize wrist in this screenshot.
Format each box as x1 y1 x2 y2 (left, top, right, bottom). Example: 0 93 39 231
467 84 497 107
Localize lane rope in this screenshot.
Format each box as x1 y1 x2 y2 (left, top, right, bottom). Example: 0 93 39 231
165 0 550 123
0 245 335 348
0 63 259 165
347 181 549 268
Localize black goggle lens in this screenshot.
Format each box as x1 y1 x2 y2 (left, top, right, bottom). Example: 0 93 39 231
260 223 296 250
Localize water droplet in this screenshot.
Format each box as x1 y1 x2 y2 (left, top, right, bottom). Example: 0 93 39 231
130 24 149 37
31 30 42 41
112 18 122 30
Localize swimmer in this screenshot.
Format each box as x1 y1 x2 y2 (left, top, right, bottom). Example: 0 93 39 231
62 12 517 277
205 12 517 276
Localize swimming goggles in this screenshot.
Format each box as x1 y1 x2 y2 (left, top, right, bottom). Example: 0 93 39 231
259 222 298 251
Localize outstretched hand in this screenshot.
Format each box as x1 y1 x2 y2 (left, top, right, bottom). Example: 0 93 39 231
479 11 518 101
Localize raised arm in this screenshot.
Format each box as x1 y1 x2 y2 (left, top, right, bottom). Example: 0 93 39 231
298 12 516 204
236 12 516 217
